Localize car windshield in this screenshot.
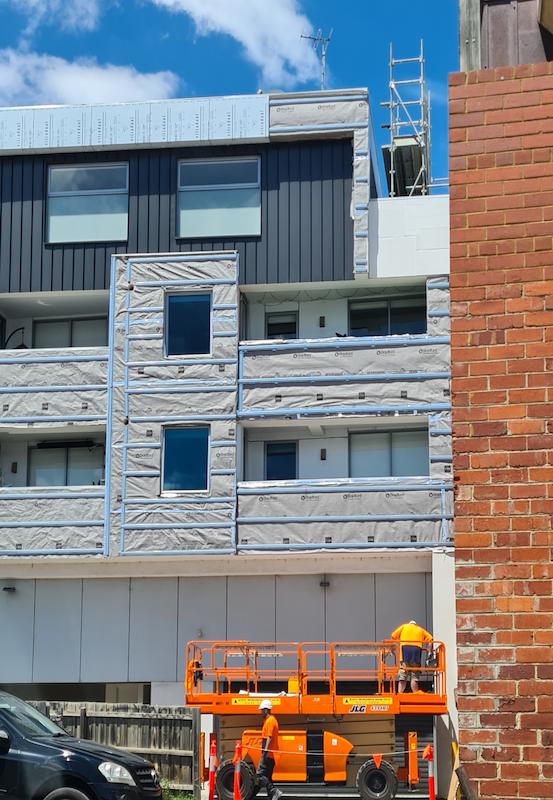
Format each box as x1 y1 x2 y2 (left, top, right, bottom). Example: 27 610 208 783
0 692 67 738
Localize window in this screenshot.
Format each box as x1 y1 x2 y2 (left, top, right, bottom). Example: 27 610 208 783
28 442 104 487
349 297 426 337
166 294 211 356
163 427 209 492
33 318 108 349
266 312 298 340
349 429 429 478
265 441 298 481
177 158 261 238
47 164 128 243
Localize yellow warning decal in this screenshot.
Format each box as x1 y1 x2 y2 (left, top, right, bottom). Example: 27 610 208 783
231 698 282 706
342 697 393 706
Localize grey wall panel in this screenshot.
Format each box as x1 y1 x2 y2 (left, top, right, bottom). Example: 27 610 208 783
325 574 376 642
227 576 275 641
177 577 228 681
374 573 430 641
33 579 82 682
128 578 178 682
81 579 130 683
276 575 325 641
0 140 353 292
0 579 35 683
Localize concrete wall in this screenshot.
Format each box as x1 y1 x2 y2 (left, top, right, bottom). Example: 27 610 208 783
369 195 450 279
245 427 350 481
0 572 433 685
246 297 349 340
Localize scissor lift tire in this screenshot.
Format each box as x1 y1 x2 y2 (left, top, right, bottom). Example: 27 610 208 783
215 759 257 800
356 758 398 800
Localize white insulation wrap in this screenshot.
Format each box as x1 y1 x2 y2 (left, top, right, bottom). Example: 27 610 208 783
241 339 450 378
237 477 453 548
427 277 450 336
0 348 107 424
108 253 239 555
241 378 449 413
0 487 104 554
269 93 368 132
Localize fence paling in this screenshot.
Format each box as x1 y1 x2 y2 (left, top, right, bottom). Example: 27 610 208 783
30 701 200 798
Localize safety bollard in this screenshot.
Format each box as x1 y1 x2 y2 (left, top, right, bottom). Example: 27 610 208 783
233 741 242 800
422 744 435 800
208 738 217 800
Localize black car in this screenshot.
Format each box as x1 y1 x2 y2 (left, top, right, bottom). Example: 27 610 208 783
0 690 162 800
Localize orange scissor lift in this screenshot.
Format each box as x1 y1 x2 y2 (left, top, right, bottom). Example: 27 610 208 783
185 640 447 800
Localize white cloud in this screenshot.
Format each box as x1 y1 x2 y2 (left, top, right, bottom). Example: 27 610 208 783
0 49 180 106
2 0 101 37
149 0 319 87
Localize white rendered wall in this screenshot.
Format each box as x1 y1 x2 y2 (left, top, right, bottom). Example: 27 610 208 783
246 298 349 340
369 195 450 279
432 550 458 796
245 428 349 481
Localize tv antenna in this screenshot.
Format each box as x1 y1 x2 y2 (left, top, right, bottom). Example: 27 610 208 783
301 28 333 90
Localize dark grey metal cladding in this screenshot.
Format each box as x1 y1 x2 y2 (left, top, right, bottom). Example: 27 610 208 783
0 139 353 293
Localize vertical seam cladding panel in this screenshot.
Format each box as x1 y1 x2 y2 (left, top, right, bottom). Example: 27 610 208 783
0 140 353 292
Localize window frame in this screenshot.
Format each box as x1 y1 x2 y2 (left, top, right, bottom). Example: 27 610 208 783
264 440 299 482
47 162 129 245
348 426 429 479
27 442 105 487
176 156 261 239
32 316 108 349
265 310 299 341
164 291 212 358
348 293 427 337
161 425 211 495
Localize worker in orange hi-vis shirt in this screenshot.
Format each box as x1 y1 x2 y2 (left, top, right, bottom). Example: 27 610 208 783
257 700 282 800
390 620 433 694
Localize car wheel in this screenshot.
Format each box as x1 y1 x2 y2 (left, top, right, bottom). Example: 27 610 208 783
356 758 398 800
215 758 257 800
42 789 93 800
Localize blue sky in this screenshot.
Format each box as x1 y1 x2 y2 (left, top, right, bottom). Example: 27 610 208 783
0 0 458 184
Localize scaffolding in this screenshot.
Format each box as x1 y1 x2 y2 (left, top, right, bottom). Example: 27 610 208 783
382 41 431 197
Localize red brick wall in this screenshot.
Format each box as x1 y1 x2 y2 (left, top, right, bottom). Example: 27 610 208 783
450 63 553 799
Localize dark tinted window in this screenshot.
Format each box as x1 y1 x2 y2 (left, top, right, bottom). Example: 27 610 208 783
265 442 297 481
349 297 426 337
390 300 427 335
163 427 209 491
166 294 211 356
266 312 298 340
349 303 388 337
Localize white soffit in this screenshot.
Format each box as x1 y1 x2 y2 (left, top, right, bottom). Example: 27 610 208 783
0 95 269 154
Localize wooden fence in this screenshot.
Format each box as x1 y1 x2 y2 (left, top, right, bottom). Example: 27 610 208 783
32 702 201 797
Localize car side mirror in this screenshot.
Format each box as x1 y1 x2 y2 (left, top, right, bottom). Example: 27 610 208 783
0 730 10 755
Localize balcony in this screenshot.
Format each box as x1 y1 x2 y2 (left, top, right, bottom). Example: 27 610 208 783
0 291 109 427
236 476 453 551
0 346 108 426
239 333 451 420
0 431 106 555
0 485 105 555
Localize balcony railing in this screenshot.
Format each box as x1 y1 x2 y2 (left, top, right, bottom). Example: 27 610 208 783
238 334 450 419
0 347 108 425
0 485 105 555
236 476 453 551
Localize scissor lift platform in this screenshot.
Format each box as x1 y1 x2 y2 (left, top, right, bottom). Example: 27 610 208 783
185 640 447 717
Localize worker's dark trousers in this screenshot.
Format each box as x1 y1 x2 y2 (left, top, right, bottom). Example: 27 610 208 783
257 756 276 798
